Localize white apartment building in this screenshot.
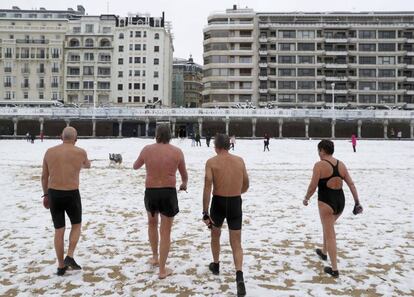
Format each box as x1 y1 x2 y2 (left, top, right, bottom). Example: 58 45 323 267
0 6 173 107
0 6 85 102
112 13 173 107
203 6 414 109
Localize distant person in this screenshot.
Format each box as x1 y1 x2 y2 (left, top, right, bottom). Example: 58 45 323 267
190 133 195 147
264 133 270 152
351 134 357 153
202 134 249 296
41 127 91 276
397 131 402 140
390 128 395 138
30 134 35 144
230 135 236 150
133 124 188 279
195 133 201 146
26 132 30 142
303 140 362 278
40 131 44 142
206 131 212 147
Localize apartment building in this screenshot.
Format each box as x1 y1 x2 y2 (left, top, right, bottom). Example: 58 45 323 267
172 56 203 107
203 6 414 109
0 6 85 102
0 6 173 107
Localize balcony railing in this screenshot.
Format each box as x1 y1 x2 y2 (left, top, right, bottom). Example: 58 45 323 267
4 67 12 73
16 39 48 44
21 68 30 74
51 83 59 88
4 82 12 87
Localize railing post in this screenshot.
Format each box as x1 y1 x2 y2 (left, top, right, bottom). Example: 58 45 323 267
145 118 149 137
331 119 336 139
65 119 70 127
383 120 388 139
39 117 44 135
357 120 362 139
13 117 18 136
171 118 176 138
198 117 203 138
118 119 123 137
252 118 257 138
305 118 310 139
92 119 96 137
278 118 283 138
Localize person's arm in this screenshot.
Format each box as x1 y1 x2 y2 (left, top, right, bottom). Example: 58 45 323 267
343 164 360 205
178 150 188 191
82 150 91 169
41 153 49 196
203 160 213 215
303 163 320 205
241 159 249 194
133 147 145 170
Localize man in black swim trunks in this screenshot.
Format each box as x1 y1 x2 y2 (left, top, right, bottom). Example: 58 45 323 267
133 124 188 279
202 134 249 296
41 127 91 276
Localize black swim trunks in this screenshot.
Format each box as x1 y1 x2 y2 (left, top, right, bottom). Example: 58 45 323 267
144 187 179 217
48 189 82 229
210 195 242 230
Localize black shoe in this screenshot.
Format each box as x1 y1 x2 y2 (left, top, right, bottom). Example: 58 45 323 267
236 271 246 296
324 266 339 278
316 248 327 261
64 256 82 270
57 266 68 276
208 262 219 275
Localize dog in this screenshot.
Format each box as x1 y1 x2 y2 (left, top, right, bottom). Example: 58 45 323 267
109 153 123 165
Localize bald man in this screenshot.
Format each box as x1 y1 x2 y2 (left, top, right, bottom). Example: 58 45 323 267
41 126 91 276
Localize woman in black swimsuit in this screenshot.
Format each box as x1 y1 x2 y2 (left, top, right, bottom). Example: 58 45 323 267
303 140 362 277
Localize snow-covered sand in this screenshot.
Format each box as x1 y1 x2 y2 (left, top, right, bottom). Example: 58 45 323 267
0 138 413 296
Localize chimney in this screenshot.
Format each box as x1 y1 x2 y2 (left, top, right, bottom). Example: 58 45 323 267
233 4 237 10
12 6 21 10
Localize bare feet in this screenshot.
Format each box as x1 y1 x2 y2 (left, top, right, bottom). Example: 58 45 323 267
158 267 173 279
148 258 159 266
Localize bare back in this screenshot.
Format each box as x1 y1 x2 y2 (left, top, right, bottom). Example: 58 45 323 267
208 153 248 197
43 144 88 190
135 143 186 188
318 157 346 190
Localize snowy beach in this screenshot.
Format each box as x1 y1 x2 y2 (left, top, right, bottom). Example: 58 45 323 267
0 138 413 296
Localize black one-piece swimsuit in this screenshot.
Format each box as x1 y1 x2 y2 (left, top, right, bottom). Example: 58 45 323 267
318 159 345 215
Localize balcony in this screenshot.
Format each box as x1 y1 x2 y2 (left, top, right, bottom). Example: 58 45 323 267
52 68 60 73
37 68 45 74
325 63 348 69
407 77 414 82
51 83 59 88
325 51 348 56
407 51 414 56
21 68 30 74
325 38 348 43
4 67 12 73
259 37 268 43
37 83 45 89
259 62 268 68
407 39 414 43
259 50 268 55
326 89 348 94
36 54 46 59
4 82 12 87
16 39 48 44
4 54 12 58
259 76 268 80
259 89 268 94
21 83 30 89
325 76 348 81
407 64 414 69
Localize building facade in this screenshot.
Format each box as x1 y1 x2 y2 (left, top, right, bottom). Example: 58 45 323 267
172 56 203 107
0 6 173 107
203 6 414 109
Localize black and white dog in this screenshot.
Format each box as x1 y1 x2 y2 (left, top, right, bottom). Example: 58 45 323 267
109 153 123 165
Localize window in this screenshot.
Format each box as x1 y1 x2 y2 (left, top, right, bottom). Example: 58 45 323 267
278 94 296 102
278 68 296 76
134 83 140 89
130 31 133 37
298 81 315 89
39 92 44 99
134 96 140 102
129 57 133 63
142 83 146 90
118 71 123 78
84 95 93 102
298 43 315 51
118 58 123 65
135 31 141 38
239 68 251 76
155 33 159 40
378 43 396 52
143 44 146 51
83 81 94 89
154 46 159 52
24 92 28 99
129 83 132 89
85 38 94 48
118 97 123 103
359 69 376 77
279 30 296 38
378 82 395 90
143 31 147 38
154 71 159 78
239 56 252 63
298 56 314 64
73 27 81 33
359 30 376 39
102 27 111 33
378 95 395 103
84 53 94 61
359 81 376 90
239 43 251 50
378 31 396 39
297 30 315 39
378 56 395 65
278 56 296 64
153 84 159 91
278 81 296 89
298 68 315 77
359 56 376 64
119 33 124 39
98 67 111 76
69 38 80 47
135 44 141 51
298 94 315 102
134 57 141 63
85 24 94 33
118 45 124 52
279 43 295 51
359 43 376 51
134 70 140 77
378 69 395 77
99 54 111 62
143 57 146 64
98 82 110 89
154 58 159 65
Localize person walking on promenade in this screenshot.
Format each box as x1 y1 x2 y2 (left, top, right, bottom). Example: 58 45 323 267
351 134 357 152
264 133 270 152
133 124 188 279
41 127 91 276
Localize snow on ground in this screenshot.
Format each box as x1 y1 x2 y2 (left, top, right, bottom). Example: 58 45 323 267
0 138 413 297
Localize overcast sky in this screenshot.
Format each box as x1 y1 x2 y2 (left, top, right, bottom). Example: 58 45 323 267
2 0 412 64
